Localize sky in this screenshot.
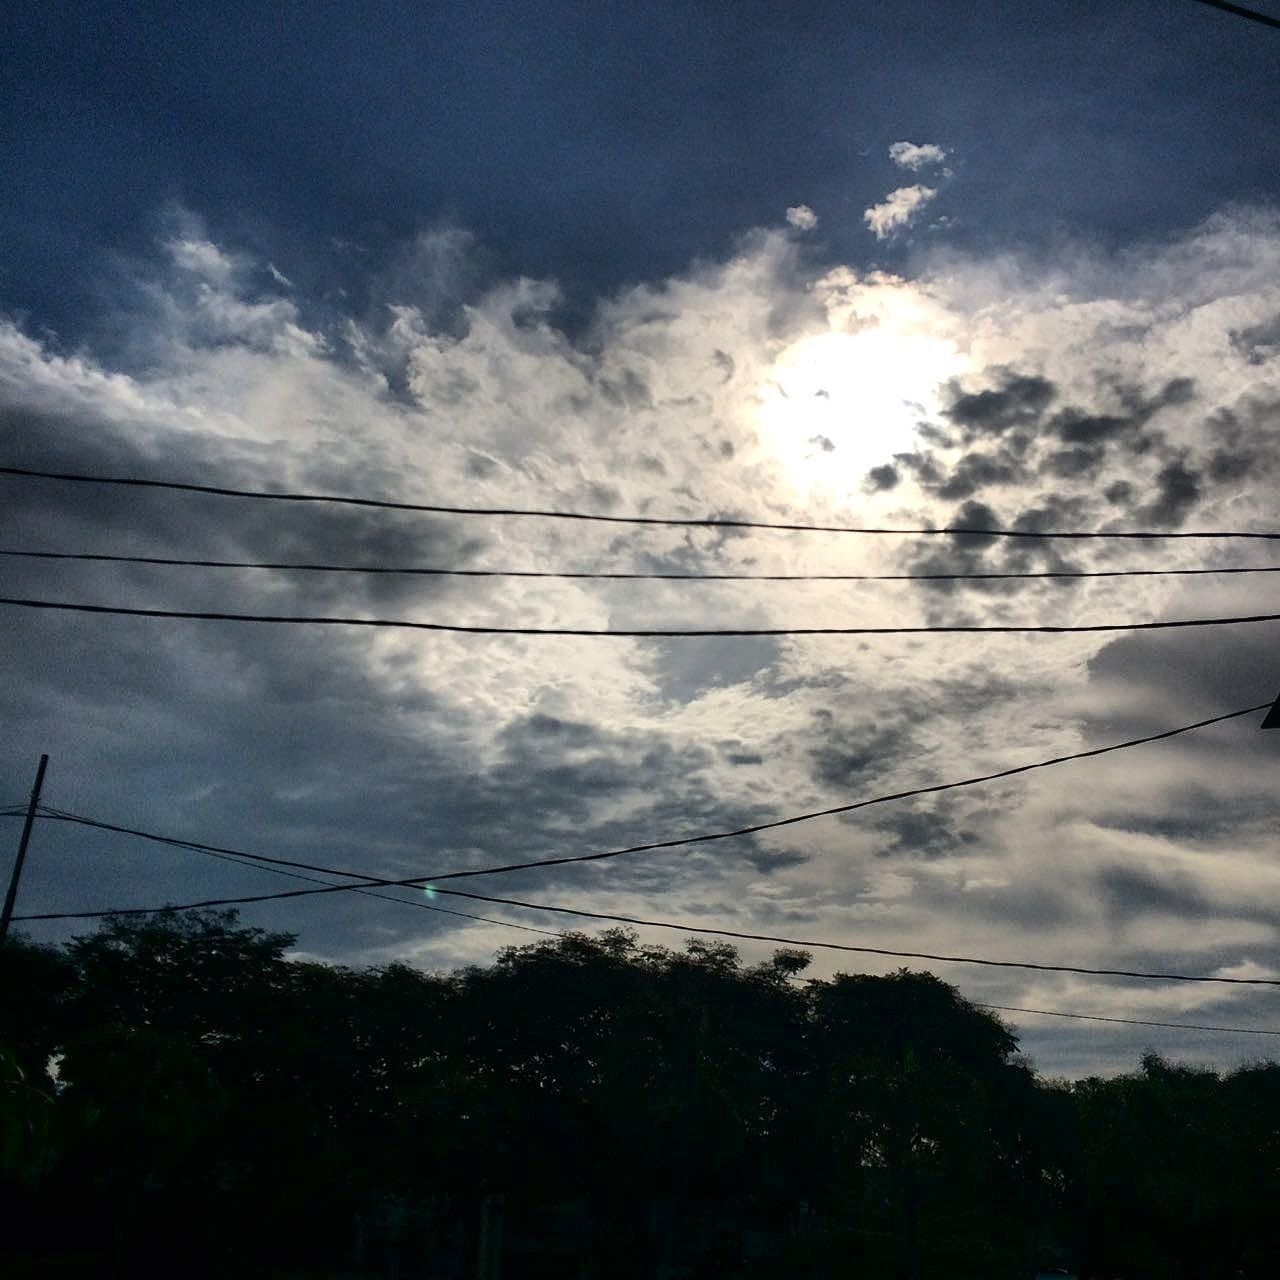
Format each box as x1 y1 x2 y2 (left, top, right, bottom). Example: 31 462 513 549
2 0 1279 1077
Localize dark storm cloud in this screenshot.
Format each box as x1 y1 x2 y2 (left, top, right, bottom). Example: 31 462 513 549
946 498 1002 547
0 416 490 617
923 371 1205 530
646 635 782 704
1041 444 1105 481
748 897 822 928
1137 457 1202 529
1086 624 1280 730
903 493 1089 606
1095 788 1278 843
931 449 1027 500
1048 377 1194 449
808 710 916 792
897 362 1164 550
1095 865 1212 925
864 463 900 492
712 350 735 384
1080 625 1280 808
910 876 1080 934
0 570 784 954
1203 400 1280 486
871 804 980 860
891 451 944 488
488 713 718 817
1110 938 1280 985
1230 314 1280 366
1206 449 1251 485
1047 409 1115 448
890 359 1269 614
741 844 810 874
915 423 955 449
502 714 603 750
1 394 811 957
942 370 1056 441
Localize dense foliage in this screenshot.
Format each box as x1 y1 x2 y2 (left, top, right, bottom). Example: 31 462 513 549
3 911 1277 1278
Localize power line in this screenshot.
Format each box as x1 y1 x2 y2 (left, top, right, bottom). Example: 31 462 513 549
37 817 1280 1036
5 546 1280 584
978 1003 1280 1036
105 803 1270 1035
3 595 1280 637
85 806 1280 1030
124 823 1280 1031
61 815 1280 1032
136 823 1280 1030
168 839 560 942
1186 0 1280 31
18 701 1268 896
40 808 1272 1031
276 883 1280 987
3 463 1277 540
15 847 1278 985
32 803 557 938
9 705 1274 989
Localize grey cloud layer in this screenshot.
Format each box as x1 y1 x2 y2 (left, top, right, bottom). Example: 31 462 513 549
2 207 1279 1073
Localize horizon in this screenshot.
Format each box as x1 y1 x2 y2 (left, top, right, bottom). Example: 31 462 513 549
3 0 1280 1080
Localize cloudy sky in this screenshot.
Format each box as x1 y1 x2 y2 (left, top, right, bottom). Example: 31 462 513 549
3 0 1279 1075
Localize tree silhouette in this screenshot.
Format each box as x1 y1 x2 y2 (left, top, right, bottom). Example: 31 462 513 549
2 911 1277 1278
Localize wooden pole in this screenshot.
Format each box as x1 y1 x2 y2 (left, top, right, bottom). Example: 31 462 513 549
1261 691 1280 730
0 754 48 944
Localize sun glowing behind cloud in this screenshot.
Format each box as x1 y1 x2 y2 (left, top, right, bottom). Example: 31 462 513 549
756 322 967 501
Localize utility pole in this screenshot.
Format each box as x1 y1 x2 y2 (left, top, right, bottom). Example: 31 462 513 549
0 754 48 945
1262 691 1280 730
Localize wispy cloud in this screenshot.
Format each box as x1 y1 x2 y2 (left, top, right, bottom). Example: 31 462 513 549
889 140 948 172
863 184 938 239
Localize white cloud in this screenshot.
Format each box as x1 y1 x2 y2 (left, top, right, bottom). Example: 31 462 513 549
863 184 938 239
4 206 1280 1074
889 140 948 171
785 204 818 231
167 235 237 283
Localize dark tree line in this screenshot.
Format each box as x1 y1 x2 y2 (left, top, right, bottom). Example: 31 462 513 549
2 910 1278 1278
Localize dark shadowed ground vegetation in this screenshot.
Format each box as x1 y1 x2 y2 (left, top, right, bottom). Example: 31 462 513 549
2 911 1277 1279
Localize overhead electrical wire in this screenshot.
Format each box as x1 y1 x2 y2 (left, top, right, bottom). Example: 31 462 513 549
1186 0 1280 31
47 810 1280 1032
3 595 1279 637
3 463 1277 540
15 700 1267 897
9 703 1273 990
166 837 562 937
24 808 1270 1034
976 1003 1280 1036
363 886 1280 987
113 815 1280 1034
17 865 1277 987
4 546 1280 584
152 828 1280 1034
30 802 555 938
